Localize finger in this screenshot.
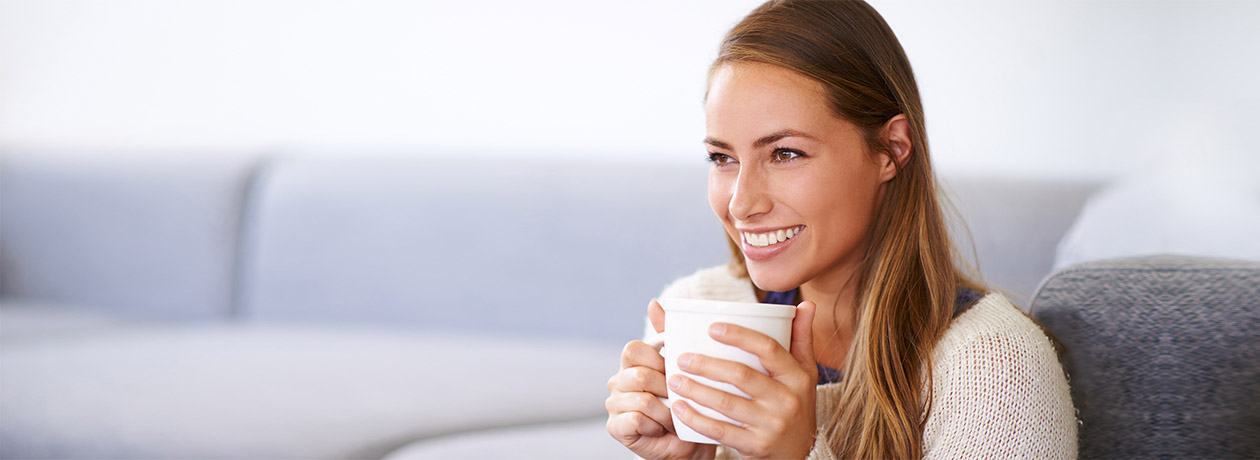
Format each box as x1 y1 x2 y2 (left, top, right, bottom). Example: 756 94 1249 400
708 322 799 378
667 373 759 424
791 301 818 369
619 340 665 373
648 299 665 334
670 399 750 447
674 352 778 400
605 391 675 433
607 365 669 399
607 410 666 444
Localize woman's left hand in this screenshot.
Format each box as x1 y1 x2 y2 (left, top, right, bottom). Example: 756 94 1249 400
667 300 820 460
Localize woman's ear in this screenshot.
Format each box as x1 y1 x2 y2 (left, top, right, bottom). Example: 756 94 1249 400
879 114 913 183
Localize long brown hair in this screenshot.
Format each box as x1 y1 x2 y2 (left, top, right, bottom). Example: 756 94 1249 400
711 1 984 458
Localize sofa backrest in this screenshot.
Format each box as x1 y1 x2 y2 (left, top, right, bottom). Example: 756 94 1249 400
1 151 1106 333
237 156 1105 342
1031 254 1260 458
0 152 259 319
236 155 729 343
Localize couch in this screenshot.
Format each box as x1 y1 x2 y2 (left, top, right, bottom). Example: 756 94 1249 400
0 150 1104 459
1031 254 1260 458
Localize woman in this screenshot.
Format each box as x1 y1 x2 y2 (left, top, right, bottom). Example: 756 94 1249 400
605 1 1077 459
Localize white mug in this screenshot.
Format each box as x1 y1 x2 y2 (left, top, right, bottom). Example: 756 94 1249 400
645 298 796 444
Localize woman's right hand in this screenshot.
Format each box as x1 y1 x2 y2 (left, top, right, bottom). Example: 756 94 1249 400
606 300 717 460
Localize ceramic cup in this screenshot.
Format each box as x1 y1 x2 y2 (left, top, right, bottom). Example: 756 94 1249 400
645 298 796 444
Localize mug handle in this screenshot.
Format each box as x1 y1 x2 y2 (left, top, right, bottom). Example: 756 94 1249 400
643 332 671 409
643 331 665 349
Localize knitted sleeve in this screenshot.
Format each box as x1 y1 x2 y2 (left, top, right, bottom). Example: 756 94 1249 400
683 288 1076 459
921 296 1079 459
713 436 837 460
645 265 759 339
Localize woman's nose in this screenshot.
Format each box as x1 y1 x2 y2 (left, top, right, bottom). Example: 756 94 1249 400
728 167 772 220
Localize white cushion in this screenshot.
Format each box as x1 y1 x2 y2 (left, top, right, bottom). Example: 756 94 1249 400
1054 169 1260 270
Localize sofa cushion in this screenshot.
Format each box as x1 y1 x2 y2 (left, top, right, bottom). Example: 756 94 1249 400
1030 254 1260 458
380 417 626 460
0 325 620 460
237 155 728 344
0 151 259 319
941 176 1103 308
1054 173 1260 270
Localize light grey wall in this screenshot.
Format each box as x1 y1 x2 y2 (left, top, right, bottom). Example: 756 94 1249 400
1 0 1256 180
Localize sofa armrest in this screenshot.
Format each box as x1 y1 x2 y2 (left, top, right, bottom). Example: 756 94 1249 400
1030 254 1260 458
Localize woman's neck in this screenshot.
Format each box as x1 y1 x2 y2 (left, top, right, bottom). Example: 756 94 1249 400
799 262 860 370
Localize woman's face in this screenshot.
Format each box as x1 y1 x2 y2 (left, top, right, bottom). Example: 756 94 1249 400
705 62 889 292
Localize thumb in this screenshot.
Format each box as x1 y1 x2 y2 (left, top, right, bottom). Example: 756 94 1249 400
648 299 665 334
790 300 817 369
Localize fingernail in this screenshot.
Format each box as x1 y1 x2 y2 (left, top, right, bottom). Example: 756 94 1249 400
672 400 688 414
710 323 726 337
668 374 683 390
677 353 692 369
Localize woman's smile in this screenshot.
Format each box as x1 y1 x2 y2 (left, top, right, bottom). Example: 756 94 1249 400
739 225 805 261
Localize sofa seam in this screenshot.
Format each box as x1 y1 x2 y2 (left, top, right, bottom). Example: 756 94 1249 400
226 153 281 321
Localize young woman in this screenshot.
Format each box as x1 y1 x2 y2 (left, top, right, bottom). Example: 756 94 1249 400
605 1 1077 459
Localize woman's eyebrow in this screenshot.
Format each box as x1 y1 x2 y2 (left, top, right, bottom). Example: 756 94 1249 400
703 138 733 149
704 130 817 150
753 130 816 148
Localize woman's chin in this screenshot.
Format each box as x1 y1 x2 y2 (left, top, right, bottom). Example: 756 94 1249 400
747 264 802 294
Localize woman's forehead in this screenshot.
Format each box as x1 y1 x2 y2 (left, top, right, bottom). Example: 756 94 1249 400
705 63 849 144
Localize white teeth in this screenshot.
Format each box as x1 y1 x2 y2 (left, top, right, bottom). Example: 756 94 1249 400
743 226 803 248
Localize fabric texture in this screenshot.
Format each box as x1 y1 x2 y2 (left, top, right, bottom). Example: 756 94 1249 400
1031 254 1260 458
656 265 1078 459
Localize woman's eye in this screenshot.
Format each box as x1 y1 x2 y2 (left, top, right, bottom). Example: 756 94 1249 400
707 152 735 166
772 148 803 162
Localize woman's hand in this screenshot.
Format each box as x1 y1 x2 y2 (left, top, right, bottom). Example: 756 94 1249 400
667 301 819 460
606 300 717 460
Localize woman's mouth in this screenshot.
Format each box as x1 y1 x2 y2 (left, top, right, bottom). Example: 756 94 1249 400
742 225 805 248
740 225 804 262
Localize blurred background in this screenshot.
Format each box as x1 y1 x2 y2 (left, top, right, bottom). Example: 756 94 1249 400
3 0 1258 178
2 1 1258 459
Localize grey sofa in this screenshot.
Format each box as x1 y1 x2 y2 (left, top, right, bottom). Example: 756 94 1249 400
1031 254 1260 459
1 150 1104 459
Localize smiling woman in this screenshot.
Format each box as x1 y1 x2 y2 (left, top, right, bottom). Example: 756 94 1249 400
605 1 1078 459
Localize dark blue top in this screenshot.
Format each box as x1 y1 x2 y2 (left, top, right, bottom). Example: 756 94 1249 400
763 286 985 385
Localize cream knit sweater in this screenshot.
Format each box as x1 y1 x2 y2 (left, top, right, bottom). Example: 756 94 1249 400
651 265 1078 460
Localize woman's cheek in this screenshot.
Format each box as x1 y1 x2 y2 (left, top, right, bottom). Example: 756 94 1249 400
708 175 733 223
